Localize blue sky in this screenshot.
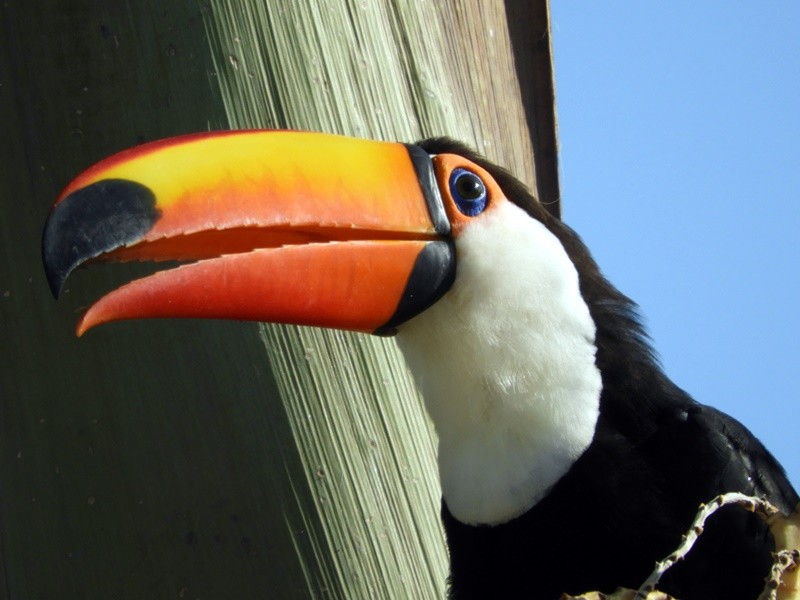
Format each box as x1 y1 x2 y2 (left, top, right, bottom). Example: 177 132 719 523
550 4 800 487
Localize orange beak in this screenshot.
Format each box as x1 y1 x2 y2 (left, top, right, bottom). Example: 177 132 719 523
42 131 454 336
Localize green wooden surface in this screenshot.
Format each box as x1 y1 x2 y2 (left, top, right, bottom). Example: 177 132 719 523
1 1 552 597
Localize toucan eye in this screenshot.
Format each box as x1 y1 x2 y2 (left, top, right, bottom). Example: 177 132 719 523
449 168 488 217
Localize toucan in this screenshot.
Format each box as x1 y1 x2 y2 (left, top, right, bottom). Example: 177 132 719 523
42 131 798 599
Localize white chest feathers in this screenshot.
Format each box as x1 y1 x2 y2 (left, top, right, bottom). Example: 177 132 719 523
396 201 602 526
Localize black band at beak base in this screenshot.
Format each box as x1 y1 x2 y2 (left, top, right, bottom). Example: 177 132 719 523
405 144 450 237
374 239 456 336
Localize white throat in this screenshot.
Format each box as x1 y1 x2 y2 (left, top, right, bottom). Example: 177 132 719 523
396 201 602 526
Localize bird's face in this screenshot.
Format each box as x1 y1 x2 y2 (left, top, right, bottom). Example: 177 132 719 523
43 131 601 526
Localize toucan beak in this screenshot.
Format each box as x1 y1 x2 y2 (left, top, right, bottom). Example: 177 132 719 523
42 131 455 336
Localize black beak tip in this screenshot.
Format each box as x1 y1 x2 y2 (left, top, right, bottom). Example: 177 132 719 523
42 251 66 299
41 179 161 300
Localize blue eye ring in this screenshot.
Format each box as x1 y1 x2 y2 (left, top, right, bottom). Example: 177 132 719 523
449 168 488 217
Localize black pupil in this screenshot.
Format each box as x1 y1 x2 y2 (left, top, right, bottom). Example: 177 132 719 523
456 174 484 200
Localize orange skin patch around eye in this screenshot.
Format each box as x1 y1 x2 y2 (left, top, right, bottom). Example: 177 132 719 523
431 154 507 237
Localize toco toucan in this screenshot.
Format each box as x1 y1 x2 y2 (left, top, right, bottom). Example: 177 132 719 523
42 131 798 599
